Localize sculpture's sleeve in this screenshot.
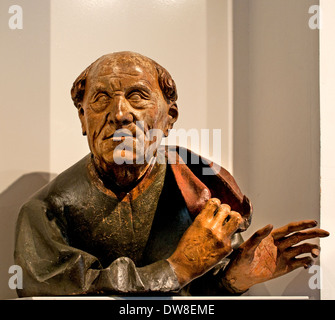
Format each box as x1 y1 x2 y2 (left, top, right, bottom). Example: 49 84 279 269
14 199 180 297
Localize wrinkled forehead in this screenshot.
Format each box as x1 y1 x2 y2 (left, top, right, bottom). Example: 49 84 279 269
87 53 159 85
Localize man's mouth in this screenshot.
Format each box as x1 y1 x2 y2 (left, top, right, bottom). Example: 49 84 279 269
104 129 135 141
110 135 132 142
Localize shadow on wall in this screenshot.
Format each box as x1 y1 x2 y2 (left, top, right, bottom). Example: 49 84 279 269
0 172 56 299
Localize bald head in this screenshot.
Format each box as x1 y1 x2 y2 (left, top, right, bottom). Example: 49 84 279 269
71 51 178 110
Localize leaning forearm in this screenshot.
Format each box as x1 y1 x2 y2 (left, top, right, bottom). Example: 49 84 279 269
166 256 195 288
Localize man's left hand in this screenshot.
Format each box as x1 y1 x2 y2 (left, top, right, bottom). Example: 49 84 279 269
221 220 330 293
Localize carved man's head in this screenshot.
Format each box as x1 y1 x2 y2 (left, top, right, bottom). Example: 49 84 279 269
71 51 178 175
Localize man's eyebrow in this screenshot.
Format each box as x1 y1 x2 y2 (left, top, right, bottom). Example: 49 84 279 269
137 79 153 89
89 80 154 94
90 83 108 93
126 82 153 93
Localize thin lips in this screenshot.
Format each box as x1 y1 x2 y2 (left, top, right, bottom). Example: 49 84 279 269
103 129 136 140
110 136 134 142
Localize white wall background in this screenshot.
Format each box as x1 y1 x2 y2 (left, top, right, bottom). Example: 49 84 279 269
0 0 50 193
320 0 335 300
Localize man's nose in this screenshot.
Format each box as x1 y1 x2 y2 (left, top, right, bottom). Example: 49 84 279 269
108 95 133 126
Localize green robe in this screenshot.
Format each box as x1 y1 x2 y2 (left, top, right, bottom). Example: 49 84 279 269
14 146 252 297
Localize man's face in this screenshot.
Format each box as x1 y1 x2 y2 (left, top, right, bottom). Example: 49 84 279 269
79 54 174 172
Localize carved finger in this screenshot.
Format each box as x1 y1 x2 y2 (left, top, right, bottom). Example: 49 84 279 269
284 243 320 259
311 248 320 258
278 228 329 249
272 220 317 240
289 256 315 271
196 198 221 222
224 211 244 237
242 224 273 254
212 204 231 227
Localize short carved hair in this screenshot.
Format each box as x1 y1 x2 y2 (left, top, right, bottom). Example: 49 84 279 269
70 53 178 109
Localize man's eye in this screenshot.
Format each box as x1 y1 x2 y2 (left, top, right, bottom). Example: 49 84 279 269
127 90 150 103
90 93 111 112
128 93 142 101
95 93 110 103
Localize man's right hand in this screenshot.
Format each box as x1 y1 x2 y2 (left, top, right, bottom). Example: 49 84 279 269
167 198 244 287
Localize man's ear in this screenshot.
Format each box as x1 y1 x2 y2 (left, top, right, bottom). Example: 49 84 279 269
164 103 178 137
78 104 87 136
